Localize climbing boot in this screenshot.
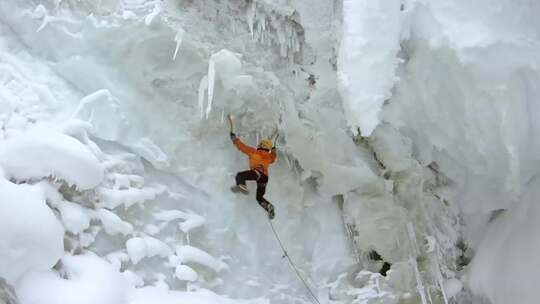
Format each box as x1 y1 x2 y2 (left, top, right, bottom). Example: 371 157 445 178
261 202 275 220
231 184 249 195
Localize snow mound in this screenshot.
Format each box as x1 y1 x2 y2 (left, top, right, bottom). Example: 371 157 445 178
0 180 64 284
0 129 104 190
17 254 262 304
16 254 131 304
131 286 267 304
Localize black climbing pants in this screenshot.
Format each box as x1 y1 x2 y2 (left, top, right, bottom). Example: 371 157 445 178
235 170 270 205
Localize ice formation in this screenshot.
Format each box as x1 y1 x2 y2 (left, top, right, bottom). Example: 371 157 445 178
338 0 405 136
0 0 538 304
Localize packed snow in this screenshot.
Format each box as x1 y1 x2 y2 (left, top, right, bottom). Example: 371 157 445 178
0 180 64 285
0 129 104 190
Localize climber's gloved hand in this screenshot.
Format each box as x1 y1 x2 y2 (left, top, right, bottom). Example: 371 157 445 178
230 132 237 141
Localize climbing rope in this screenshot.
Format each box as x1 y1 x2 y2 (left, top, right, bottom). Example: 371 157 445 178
268 219 323 304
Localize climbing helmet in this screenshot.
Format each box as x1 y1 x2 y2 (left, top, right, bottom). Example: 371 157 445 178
259 138 273 150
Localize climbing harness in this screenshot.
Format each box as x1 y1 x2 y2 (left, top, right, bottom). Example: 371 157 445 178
267 219 322 304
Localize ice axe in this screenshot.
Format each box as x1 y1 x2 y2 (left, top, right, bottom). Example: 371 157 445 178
272 112 282 147
271 126 279 148
227 114 234 133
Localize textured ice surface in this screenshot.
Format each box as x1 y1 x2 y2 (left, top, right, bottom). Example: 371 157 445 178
0 0 538 303
338 0 405 136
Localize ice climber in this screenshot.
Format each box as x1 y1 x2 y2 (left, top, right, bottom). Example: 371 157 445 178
228 117 277 220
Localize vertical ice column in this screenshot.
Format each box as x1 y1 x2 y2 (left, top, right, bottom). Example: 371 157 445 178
198 76 208 120
198 50 242 120
408 222 429 304
173 29 185 61
207 57 216 118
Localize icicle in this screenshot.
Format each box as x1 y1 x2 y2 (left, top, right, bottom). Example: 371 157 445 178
198 76 208 120
427 287 434 304
73 89 113 118
246 2 255 38
293 160 299 180
375 276 381 293
257 21 263 40
34 5 50 33
144 3 162 26
276 24 287 57
433 252 450 304
283 154 291 170
206 57 216 119
407 223 429 304
173 29 185 61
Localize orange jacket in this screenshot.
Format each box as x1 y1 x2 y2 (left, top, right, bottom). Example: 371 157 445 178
233 138 277 176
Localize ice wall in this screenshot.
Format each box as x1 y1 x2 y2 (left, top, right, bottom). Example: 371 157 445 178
1 0 537 303
376 0 540 303
385 0 540 217
332 0 540 302
0 0 460 302
0 1 359 304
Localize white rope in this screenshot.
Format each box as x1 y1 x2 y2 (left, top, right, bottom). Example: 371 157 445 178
268 219 322 304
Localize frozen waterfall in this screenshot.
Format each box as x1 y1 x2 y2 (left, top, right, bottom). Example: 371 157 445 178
0 1 539 304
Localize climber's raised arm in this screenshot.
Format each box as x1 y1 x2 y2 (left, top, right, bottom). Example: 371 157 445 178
232 136 257 155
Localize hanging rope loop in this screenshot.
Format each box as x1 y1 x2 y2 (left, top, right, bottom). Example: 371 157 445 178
268 219 323 304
